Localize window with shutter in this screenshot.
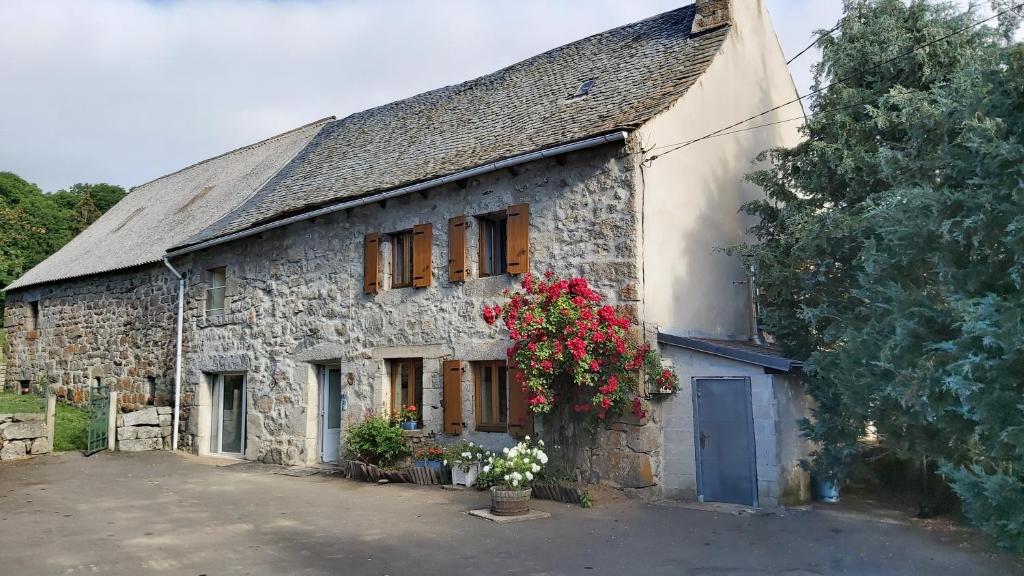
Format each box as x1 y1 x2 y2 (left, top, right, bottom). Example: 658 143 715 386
474 361 509 432
448 215 467 283
506 203 530 275
390 358 423 420
478 213 508 277
391 230 414 288
506 366 534 438
412 223 432 288
442 360 463 434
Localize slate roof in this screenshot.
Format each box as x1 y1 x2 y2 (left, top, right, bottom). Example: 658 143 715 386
658 332 803 373
6 118 332 291
178 4 730 248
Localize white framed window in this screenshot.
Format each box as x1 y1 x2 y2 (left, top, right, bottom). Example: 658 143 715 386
206 267 226 315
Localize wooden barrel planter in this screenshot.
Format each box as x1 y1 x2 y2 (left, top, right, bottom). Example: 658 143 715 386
490 487 532 516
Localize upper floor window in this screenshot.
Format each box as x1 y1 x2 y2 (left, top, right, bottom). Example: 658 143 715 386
206 267 226 315
391 230 414 288
478 214 508 277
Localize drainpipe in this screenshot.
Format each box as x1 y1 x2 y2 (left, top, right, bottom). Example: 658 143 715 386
162 257 185 451
749 263 766 346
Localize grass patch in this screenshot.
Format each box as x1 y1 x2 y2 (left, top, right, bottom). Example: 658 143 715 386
0 392 89 452
0 391 45 413
53 402 88 452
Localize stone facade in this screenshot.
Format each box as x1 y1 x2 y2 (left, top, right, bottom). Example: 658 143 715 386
0 413 50 461
173 142 648 476
3 265 178 412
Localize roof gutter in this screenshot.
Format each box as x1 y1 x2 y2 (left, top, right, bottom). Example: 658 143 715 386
166 131 629 257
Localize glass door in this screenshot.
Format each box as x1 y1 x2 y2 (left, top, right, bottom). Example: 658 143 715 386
320 368 342 463
212 374 246 454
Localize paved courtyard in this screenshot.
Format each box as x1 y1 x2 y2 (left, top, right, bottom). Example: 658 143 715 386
0 451 1019 575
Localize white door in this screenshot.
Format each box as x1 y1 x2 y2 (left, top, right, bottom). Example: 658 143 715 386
320 368 342 463
212 373 246 455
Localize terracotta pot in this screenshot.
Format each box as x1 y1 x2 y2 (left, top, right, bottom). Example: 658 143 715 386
490 486 532 516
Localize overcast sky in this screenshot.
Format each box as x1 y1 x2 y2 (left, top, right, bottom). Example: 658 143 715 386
0 0 844 192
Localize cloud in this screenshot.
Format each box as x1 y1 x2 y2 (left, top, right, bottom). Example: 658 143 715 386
0 0 842 191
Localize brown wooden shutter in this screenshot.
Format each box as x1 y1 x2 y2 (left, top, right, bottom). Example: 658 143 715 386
507 366 534 438
506 203 530 275
448 215 467 283
442 360 463 434
412 223 433 288
363 233 380 294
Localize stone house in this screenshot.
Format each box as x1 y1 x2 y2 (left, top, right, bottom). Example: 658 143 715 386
4 1 811 506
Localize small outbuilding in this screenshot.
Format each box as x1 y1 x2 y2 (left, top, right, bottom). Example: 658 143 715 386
657 332 812 507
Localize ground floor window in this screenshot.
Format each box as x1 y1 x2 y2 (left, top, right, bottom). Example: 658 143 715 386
389 359 423 421
211 373 246 454
474 361 508 432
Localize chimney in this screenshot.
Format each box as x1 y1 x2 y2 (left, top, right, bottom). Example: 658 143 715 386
691 0 731 35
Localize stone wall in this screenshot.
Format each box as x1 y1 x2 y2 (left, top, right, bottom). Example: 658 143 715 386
173 142 646 470
0 413 50 461
116 406 174 452
3 264 178 412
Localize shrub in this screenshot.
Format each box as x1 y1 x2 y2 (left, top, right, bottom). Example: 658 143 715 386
345 413 409 466
442 440 487 472
946 465 1024 553
482 272 677 423
478 437 548 489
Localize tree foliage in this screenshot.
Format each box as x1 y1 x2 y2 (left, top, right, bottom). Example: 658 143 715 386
0 172 126 306
736 0 1024 549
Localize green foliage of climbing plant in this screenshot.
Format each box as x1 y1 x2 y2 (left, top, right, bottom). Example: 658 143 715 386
732 0 1024 550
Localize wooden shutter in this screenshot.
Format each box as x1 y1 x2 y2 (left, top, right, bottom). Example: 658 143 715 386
448 215 467 283
363 233 380 294
507 366 534 438
442 360 463 434
506 203 530 275
412 223 433 288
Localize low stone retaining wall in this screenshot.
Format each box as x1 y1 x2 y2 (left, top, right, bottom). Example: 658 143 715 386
0 412 50 460
116 406 173 451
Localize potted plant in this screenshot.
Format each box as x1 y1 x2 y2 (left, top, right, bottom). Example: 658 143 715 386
413 445 445 473
397 404 418 430
443 441 487 487
479 437 548 516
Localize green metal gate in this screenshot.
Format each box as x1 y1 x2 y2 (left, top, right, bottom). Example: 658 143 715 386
85 384 109 456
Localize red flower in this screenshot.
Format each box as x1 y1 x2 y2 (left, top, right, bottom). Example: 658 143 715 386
483 305 501 325
540 359 553 373
567 337 587 360
600 397 612 409
599 375 619 394
528 393 548 406
589 360 600 372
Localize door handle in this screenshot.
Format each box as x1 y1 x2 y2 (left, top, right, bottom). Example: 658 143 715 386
700 431 709 449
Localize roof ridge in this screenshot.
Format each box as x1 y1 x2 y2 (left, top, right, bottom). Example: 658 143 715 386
328 5 695 129
128 116 335 193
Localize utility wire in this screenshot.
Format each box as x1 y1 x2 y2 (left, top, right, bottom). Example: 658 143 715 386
643 2 1022 164
786 20 843 65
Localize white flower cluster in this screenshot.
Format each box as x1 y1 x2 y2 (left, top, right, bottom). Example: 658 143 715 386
481 436 548 488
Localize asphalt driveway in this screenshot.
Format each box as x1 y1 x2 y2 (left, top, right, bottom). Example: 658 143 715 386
0 451 1019 575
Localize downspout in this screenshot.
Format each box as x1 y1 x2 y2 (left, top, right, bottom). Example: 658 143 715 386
749 263 765 345
162 257 185 451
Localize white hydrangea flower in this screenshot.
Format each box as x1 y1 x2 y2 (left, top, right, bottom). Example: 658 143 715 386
512 478 519 487
483 465 491 473
524 435 531 441
538 439 545 446
469 442 475 447
526 471 533 481
504 474 510 481
461 451 471 459
538 452 548 464
502 447 509 455
531 463 540 473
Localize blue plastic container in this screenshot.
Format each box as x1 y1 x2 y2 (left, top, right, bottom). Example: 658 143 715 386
415 460 444 473
815 476 840 503
400 421 418 431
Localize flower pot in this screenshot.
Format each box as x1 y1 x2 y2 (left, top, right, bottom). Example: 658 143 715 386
400 421 418 431
451 462 480 487
490 486 532 516
414 460 444 473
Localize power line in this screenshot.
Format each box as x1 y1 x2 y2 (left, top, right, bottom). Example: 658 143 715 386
786 20 843 65
643 2 1022 164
